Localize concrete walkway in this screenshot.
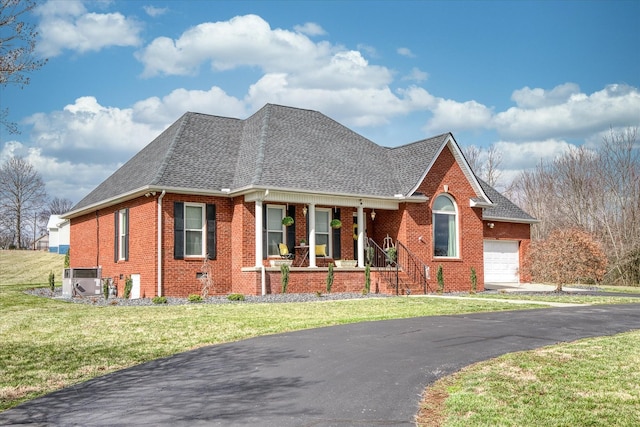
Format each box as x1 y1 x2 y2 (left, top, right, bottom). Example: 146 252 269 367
1 303 639 426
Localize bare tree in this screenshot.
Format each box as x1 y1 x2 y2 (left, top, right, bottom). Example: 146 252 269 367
463 144 503 188
44 197 74 215
463 145 484 177
513 127 639 285
484 144 503 188
0 156 48 248
1 0 47 133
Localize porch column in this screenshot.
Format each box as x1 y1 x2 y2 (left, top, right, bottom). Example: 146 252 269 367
308 203 317 268
357 206 365 267
255 200 263 267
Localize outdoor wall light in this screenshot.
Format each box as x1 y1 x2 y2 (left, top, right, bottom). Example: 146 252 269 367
370 209 376 221
303 206 308 216
487 222 495 229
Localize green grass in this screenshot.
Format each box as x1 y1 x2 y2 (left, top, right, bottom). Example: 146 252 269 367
419 330 640 426
0 250 65 285
468 292 640 305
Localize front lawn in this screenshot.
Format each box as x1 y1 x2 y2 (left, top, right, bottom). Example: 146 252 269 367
418 330 640 426
0 283 542 412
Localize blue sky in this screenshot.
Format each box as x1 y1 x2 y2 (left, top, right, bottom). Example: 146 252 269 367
2 0 639 203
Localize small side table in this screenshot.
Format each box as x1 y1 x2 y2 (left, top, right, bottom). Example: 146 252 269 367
294 245 309 267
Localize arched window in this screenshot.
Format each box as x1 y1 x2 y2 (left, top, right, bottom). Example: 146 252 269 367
433 194 458 257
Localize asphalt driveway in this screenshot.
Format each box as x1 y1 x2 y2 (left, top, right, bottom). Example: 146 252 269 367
1 303 639 426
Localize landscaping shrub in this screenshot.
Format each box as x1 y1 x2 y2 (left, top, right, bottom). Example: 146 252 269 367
470 267 477 294
525 228 607 291
280 263 290 293
326 263 334 293
49 271 55 293
152 296 167 304
227 293 245 301
437 265 444 293
188 294 203 302
123 276 132 299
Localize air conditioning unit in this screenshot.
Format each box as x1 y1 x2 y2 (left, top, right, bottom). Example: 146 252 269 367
62 268 102 298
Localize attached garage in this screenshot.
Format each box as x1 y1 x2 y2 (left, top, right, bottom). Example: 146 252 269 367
484 240 519 283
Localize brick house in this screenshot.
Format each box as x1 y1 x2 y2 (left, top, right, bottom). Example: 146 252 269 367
63 104 535 297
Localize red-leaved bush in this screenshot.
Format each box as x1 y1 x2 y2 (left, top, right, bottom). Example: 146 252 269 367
524 228 608 291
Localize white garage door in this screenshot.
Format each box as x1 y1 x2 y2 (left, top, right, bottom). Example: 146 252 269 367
484 240 519 283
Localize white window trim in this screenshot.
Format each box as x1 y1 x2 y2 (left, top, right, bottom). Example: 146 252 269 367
118 209 127 261
266 204 286 257
315 208 332 257
184 202 206 258
432 193 460 259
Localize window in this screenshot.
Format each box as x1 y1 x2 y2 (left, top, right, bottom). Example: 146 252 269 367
433 194 458 257
114 208 128 262
266 205 285 256
118 209 128 260
184 204 205 256
315 209 330 256
174 202 216 260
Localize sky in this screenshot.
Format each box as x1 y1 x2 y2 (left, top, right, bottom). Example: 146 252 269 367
2 0 639 204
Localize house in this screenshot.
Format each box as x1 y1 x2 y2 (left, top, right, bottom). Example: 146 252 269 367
47 215 70 255
62 104 536 298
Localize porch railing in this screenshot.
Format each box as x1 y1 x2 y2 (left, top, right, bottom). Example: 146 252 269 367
366 238 431 295
395 240 430 294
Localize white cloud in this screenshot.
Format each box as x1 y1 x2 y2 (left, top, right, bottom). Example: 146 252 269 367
511 83 581 109
132 86 246 125
397 47 415 58
143 5 168 17
423 99 494 134
402 67 428 82
293 22 326 36
35 0 142 57
0 140 116 203
495 84 640 140
495 139 575 170
136 14 332 77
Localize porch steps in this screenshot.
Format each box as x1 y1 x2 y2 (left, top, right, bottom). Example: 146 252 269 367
378 269 427 295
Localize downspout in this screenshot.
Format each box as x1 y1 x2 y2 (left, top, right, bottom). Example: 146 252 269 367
157 190 166 297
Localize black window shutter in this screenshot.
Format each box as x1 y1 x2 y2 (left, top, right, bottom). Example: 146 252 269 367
332 208 341 259
262 204 268 259
114 210 119 262
206 204 216 260
287 205 296 250
123 208 129 261
174 202 184 260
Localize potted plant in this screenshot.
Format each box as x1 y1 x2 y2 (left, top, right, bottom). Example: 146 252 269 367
330 219 342 229
386 247 397 264
299 238 306 246
282 216 294 226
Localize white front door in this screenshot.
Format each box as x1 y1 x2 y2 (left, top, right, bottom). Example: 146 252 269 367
484 240 519 283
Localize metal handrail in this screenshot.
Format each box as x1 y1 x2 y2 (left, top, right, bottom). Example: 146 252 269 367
366 238 431 295
396 240 430 294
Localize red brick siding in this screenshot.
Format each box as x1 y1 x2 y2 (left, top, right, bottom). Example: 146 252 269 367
160 193 233 297
69 197 157 297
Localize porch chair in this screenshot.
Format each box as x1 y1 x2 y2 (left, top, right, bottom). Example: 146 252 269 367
279 243 294 260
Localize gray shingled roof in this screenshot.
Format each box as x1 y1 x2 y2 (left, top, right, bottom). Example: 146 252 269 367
71 104 532 223
478 178 537 223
